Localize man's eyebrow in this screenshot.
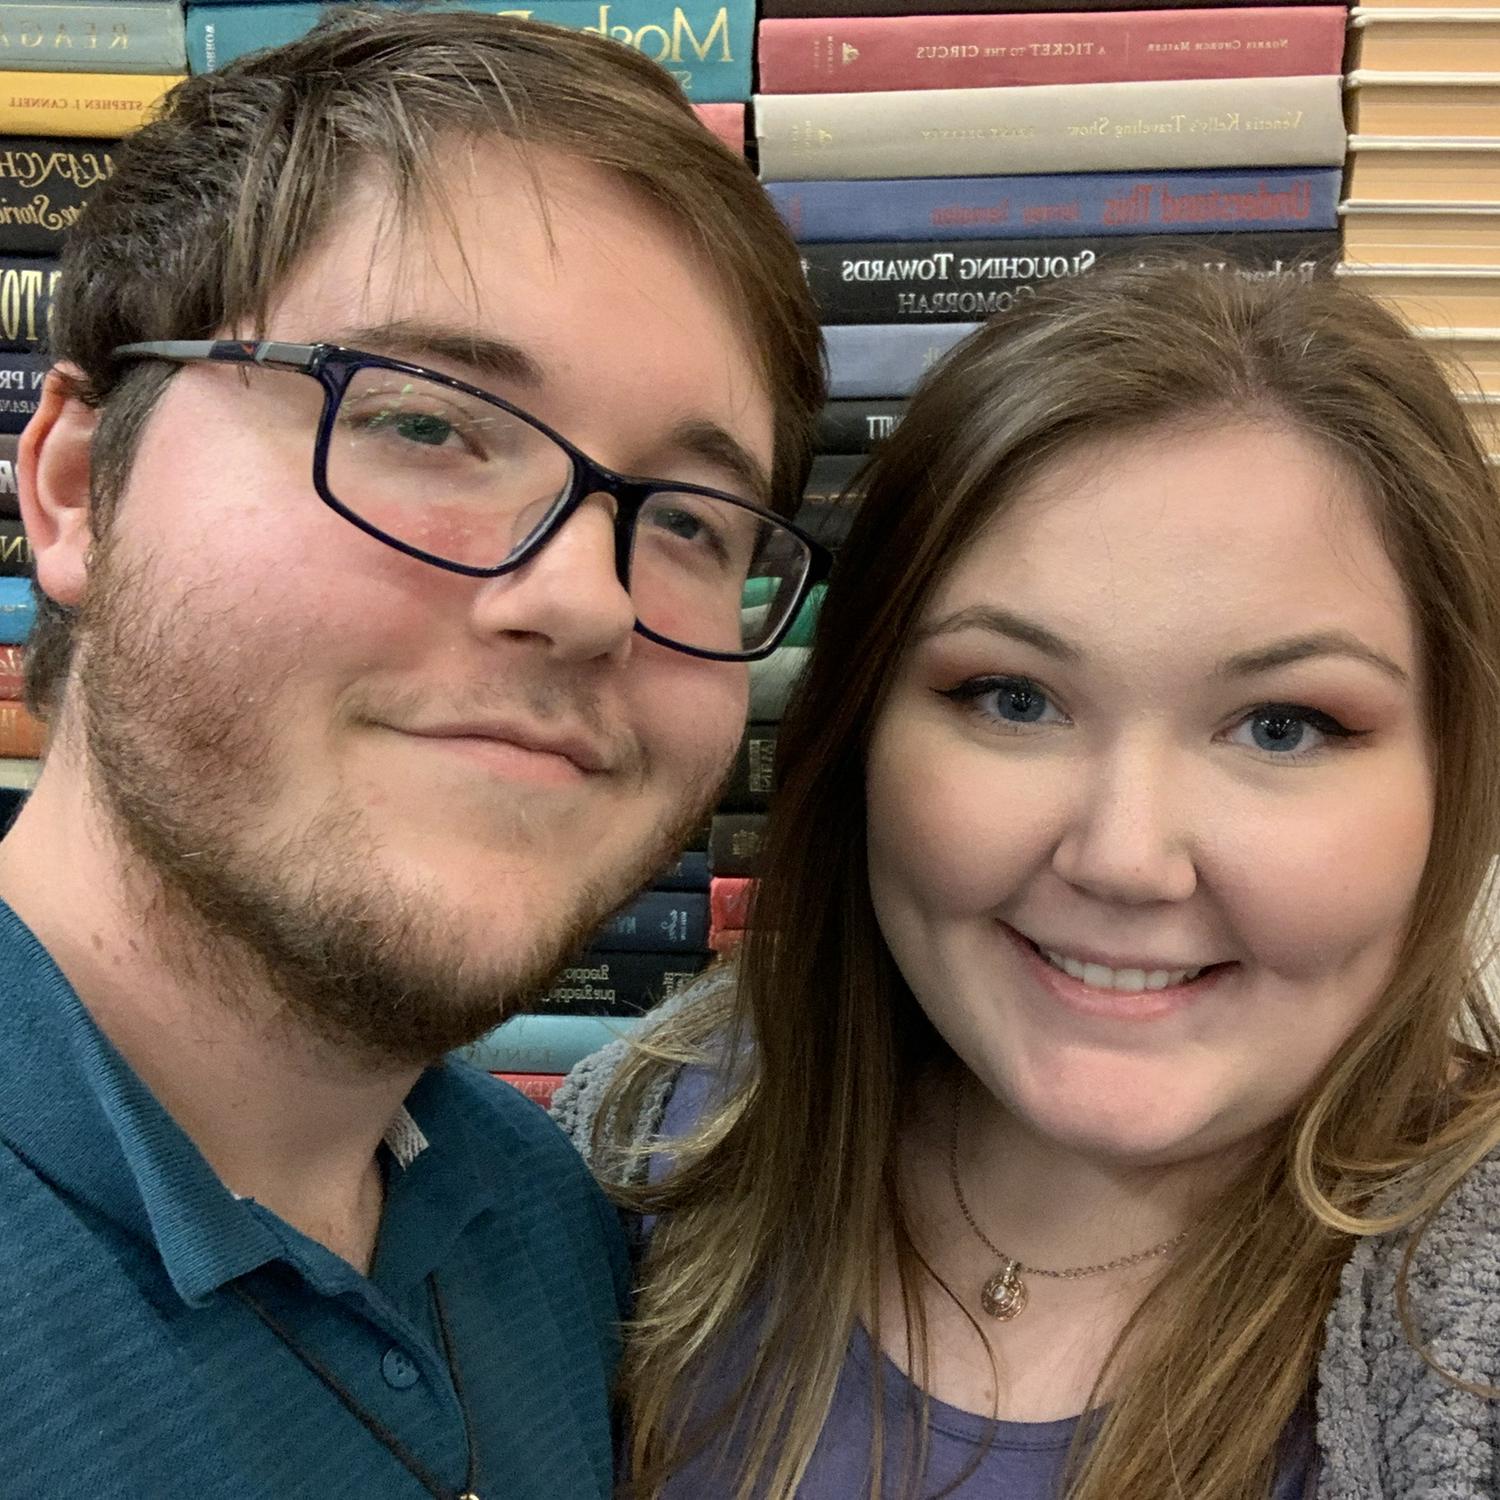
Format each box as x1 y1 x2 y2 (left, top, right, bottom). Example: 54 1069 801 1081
660 417 773 507
913 605 1083 662
333 319 547 391
1217 632 1410 686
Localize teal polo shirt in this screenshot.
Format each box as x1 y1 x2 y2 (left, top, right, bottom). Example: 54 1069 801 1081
0 899 629 1498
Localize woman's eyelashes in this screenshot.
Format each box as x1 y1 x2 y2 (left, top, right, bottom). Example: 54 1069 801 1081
938 675 1067 730
937 676 1368 760
1223 703 1366 762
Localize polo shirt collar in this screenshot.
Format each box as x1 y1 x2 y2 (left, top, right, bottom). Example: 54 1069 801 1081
0 899 494 1308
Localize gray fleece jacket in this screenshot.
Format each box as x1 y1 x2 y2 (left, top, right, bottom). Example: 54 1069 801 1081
553 1019 1500 1498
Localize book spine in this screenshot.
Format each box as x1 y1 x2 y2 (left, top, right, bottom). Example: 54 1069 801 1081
494 1072 565 1109
0 349 45 434
593 889 708 952
762 0 1329 15
460 1014 640 1073
708 812 767 877
693 100 744 153
825 322 978 400
749 643 810 718
0 577 32 646
0 3 187 74
710 875 754 932
0 696 39 754
533 949 713 1015
721 722 779 812
654 847 709 891
757 8 1345 94
0 516 29 576
805 229 1338 323
0 253 56 350
0 431 17 517
188 0 754 99
0 642 20 694
0 135 111 252
0 68 181 137
817 400 904 454
755 75 1347 182
767 166 1342 243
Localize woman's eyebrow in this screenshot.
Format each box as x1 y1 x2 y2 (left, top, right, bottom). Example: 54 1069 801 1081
1216 632 1409 686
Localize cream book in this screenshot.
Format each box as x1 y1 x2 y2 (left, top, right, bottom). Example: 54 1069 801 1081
1413 325 1500 394
1348 9 1500 71
755 74 1346 182
1341 202 1500 266
1337 264 1500 332
1345 137 1500 204
1346 73 1500 138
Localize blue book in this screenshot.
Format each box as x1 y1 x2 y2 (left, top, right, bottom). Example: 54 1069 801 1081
186 0 753 100
0 576 34 645
595 889 708 952
459 1013 640 1073
767 168 1343 245
824 322 978 401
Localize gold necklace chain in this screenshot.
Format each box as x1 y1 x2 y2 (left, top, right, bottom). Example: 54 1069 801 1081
947 1083 1190 1321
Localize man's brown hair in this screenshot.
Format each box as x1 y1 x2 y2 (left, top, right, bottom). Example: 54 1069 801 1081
29 4 825 715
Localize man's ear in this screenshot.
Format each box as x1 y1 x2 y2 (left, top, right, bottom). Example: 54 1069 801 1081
20 365 98 609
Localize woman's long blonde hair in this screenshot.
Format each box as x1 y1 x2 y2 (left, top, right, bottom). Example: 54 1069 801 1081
599 263 1500 1500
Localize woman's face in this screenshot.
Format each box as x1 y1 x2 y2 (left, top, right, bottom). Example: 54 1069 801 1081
865 420 1434 1165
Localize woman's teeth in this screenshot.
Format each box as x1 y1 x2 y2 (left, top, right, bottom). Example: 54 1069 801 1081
1041 949 1204 993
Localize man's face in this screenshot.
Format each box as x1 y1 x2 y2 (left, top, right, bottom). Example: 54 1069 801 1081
71 141 772 1062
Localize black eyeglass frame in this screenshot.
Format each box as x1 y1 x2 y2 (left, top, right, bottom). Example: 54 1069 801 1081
110 338 831 662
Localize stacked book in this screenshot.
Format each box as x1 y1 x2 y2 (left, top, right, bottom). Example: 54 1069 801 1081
0 2 184 435
1338 4 1500 462
755 0 1348 435
184 0 755 151
0 584 38 823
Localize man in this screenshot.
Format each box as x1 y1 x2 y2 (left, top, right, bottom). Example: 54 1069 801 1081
0 10 823 1497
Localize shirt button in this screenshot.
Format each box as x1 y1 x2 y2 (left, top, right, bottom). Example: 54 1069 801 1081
382 1347 420 1390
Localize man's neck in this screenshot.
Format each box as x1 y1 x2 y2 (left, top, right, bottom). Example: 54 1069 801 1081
0 742 421 1273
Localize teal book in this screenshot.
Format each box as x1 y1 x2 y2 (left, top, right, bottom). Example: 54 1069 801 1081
0 2 186 75
459 1013 641 1073
186 0 752 100
0 575 33 644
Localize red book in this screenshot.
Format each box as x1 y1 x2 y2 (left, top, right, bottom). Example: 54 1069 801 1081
0 645 22 700
0 698 42 758
693 102 745 155
710 875 755 933
757 7 1347 94
708 927 744 956
493 1072 565 1110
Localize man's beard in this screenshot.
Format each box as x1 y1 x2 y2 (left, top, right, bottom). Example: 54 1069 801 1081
73 541 717 1068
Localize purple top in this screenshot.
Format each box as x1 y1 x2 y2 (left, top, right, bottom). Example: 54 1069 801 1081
653 1067 1317 1499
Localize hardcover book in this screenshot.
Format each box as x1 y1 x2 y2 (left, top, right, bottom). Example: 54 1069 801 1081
0 134 110 252
755 74 1347 181
0 573 33 644
1339 203 1500 268
533 948 713 1015
1416 326 1500 395
460 1014 640 1073
708 812 767 876
0 643 20 696
1345 73 1500 137
0 697 41 756
0 253 56 350
749 643 810 718
766 167 1343 242
1335 264 1500 331
0 67 180 137
721 722 778 811
0 516 29 576
493 1072 565 1109
1347 8 1500 71
762 0 1337 15
825 321 978 398
0 2 187 73
0 430 16 518
816 399 904 453
757 7 1346 94
1345 136 1500 203
186 0 753 100
0 349 45 433
594 889 709 952
709 875 754 932
803 229 1338 322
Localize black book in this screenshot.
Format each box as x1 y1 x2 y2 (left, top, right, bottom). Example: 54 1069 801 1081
0 256 59 353
0 433 18 520
817 400 905 456
534 949 713 1016
0 138 114 256
721 723 778 813
709 813 768 878
803 231 1341 326
0 352 48 435
0 518 30 578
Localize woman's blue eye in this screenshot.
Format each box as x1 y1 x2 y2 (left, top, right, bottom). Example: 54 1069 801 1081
940 675 1062 728
1231 704 1357 757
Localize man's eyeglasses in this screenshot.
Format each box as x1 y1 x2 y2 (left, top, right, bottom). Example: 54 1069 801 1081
110 340 831 662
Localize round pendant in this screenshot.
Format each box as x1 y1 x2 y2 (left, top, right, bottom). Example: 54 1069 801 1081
980 1262 1028 1321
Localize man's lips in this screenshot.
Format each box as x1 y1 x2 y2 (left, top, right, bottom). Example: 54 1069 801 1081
394 720 613 775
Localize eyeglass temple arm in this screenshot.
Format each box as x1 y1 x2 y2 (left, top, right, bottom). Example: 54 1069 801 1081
111 339 322 373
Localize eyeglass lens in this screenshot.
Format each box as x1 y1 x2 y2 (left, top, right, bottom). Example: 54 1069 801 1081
325 366 810 656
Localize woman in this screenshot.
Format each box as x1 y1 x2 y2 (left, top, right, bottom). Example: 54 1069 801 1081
555 262 1500 1499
